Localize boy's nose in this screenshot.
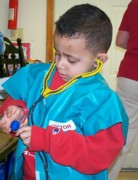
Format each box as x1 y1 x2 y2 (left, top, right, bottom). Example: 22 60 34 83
56 58 65 69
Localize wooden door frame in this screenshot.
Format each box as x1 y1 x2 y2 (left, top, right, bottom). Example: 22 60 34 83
46 0 54 62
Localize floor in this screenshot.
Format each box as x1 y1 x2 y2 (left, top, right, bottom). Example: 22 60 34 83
117 172 138 180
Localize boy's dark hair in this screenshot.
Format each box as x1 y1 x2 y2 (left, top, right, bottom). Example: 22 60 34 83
55 4 112 55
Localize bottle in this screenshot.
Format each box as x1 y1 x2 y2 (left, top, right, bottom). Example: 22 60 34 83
10 107 28 132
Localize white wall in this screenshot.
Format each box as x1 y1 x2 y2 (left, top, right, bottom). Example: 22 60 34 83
55 0 105 21
0 0 46 61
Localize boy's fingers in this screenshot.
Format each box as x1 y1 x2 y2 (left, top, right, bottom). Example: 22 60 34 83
20 118 28 127
6 109 17 118
15 126 29 136
2 126 11 134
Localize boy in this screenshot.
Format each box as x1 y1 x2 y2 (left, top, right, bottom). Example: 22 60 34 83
0 4 128 180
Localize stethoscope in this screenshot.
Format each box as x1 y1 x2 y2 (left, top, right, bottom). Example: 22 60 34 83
28 59 103 180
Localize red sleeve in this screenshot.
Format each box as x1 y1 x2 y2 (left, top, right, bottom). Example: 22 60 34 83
30 123 124 174
0 96 26 116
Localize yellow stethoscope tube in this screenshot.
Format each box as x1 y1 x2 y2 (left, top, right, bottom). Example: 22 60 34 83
42 59 103 98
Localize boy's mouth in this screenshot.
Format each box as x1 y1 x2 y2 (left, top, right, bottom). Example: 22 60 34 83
59 73 67 79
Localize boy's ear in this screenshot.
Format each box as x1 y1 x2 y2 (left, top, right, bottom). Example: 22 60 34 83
97 53 108 63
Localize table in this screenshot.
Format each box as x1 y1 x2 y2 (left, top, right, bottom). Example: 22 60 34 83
0 128 17 162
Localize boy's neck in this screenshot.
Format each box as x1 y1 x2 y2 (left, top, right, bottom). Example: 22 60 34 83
50 70 66 90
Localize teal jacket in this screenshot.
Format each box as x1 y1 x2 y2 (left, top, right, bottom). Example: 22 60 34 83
2 63 128 180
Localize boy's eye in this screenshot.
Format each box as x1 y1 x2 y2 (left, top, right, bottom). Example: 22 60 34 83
68 57 79 64
68 59 76 64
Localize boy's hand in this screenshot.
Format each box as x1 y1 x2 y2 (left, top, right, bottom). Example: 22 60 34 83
0 105 27 133
16 126 32 147
0 111 11 133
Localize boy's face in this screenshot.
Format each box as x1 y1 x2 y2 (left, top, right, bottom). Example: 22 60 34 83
54 33 97 82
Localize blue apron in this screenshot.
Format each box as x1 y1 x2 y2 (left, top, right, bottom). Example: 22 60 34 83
2 63 128 180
